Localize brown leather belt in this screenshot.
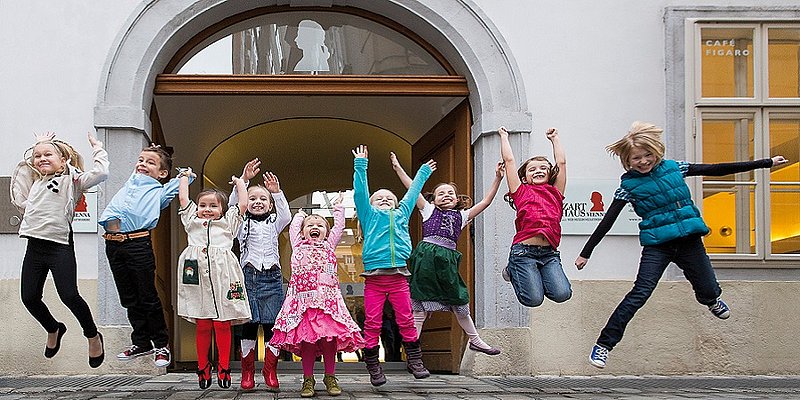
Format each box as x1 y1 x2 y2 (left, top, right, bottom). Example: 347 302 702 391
102 231 150 242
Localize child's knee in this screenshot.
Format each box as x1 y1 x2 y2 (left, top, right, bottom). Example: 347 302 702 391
517 292 544 308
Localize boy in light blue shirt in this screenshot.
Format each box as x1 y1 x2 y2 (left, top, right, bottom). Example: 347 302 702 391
99 144 193 368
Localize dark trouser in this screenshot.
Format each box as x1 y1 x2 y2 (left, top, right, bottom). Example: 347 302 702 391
597 234 721 350
105 235 169 349
21 235 99 338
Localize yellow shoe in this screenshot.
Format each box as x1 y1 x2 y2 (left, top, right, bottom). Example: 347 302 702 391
300 375 315 398
323 374 342 396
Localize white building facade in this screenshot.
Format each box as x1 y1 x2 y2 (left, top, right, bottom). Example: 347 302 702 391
0 0 798 375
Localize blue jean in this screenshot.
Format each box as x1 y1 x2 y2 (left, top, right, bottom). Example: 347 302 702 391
597 234 721 350
506 243 572 307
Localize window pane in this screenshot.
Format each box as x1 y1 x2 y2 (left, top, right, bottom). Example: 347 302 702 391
768 28 800 98
177 11 447 75
701 118 756 182
700 28 754 98
701 117 757 255
703 186 756 254
768 117 800 254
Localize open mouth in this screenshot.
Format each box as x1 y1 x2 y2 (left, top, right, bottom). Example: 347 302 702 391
309 229 321 238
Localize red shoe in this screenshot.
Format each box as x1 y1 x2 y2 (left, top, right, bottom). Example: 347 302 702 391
262 349 280 389
240 350 255 390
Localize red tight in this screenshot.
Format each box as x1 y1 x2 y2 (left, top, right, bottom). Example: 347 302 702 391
196 319 232 370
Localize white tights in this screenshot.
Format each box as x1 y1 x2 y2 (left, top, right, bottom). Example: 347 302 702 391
413 310 493 350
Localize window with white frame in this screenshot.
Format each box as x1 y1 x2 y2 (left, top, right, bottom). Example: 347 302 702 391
690 22 800 259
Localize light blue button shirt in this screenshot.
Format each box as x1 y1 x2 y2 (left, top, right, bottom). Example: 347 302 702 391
99 173 194 232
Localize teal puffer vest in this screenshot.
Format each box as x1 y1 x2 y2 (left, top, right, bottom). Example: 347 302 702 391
621 160 709 246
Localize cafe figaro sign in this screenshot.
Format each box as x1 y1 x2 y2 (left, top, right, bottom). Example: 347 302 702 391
704 39 750 57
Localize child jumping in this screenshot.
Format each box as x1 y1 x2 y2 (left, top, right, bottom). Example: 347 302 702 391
390 152 504 356
99 144 191 367
353 144 434 386
270 193 365 398
11 132 108 368
177 168 252 389
229 159 291 390
575 121 789 369
499 126 572 308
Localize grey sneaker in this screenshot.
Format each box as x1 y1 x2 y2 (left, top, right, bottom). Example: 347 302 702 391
502 267 511 282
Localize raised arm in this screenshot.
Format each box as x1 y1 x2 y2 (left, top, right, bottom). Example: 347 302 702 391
229 158 260 207
547 128 567 194
75 132 109 191
467 161 505 220
390 151 426 210
265 172 292 230
177 167 194 209
352 145 373 220
398 160 436 217
230 176 248 216
574 198 626 270
327 193 346 246
289 209 306 246
498 127 522 194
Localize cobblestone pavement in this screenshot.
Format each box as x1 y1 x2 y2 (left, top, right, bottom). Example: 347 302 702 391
0 373 799 399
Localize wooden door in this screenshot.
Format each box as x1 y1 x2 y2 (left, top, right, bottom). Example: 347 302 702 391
410 100 472 373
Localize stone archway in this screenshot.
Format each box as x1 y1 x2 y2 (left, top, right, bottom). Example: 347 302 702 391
95 0 532 334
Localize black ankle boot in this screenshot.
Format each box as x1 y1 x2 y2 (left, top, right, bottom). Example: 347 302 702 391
363 346 387 386
403 340 430 379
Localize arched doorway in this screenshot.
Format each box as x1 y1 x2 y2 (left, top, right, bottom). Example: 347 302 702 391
95 0 530 374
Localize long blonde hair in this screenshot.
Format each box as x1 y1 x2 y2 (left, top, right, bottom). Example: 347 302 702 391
606 121 665 171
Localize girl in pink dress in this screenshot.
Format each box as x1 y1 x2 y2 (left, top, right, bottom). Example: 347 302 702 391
270 193 365 397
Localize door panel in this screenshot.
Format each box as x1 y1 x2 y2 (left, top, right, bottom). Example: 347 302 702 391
411 100 472 373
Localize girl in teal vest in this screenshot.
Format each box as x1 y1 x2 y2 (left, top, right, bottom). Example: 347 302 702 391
575 121 788 369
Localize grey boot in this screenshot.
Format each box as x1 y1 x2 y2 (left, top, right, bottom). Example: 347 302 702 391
363 346 387 386
403 340 430 379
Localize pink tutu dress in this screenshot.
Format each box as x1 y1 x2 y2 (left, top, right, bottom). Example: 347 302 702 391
269 203 365 355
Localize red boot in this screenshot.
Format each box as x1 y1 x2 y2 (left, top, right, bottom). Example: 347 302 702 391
262 349 280 389
240 350 255 390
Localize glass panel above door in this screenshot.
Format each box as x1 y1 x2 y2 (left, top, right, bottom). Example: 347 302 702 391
177 11 448 75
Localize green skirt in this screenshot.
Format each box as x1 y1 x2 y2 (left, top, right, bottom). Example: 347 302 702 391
409 241 470 305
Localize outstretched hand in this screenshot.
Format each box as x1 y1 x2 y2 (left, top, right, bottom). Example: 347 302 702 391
241 158 261 181
87 132 103 149
352 145 368 159
177 167 195 179
771 155 789 166
34 131 55 144
425 159 437 172
497 126 509 137
545 127 559 141
495 161 505 178
575 256 588 270
332 192 344 206
389 151 401 169
263 172 280 193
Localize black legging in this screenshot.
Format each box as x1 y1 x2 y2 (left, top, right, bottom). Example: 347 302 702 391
20 235 98 338
241 322 274 342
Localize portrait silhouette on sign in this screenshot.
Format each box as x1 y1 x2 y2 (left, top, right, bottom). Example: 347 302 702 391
590 191 605 212
293 19 330 73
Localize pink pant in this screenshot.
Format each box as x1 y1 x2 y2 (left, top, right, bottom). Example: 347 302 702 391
363 274 418 348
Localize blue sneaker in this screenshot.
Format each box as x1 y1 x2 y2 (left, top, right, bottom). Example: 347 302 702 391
708 298 730 319
589 344 609 368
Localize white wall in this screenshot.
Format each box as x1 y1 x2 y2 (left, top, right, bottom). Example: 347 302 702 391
0 2 140 279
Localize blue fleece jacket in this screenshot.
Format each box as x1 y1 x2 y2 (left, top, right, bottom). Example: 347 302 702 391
353 157 433 270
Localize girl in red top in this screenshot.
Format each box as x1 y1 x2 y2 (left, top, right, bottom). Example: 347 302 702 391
499 126 572 307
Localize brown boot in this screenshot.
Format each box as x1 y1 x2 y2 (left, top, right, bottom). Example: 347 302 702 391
240 350 255 390
363 346 386 386
403 340 430 379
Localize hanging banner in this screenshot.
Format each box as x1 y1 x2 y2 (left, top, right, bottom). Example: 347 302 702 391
561 179 641 235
